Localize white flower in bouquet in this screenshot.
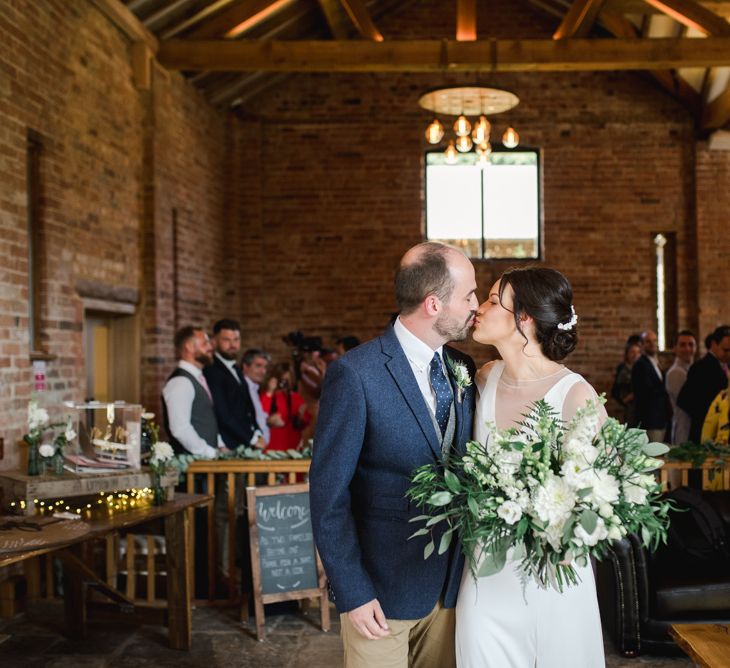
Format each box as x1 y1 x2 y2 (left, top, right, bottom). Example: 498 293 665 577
38 443 55 458
574 517 609 547
497 500 523 525
560 459 593 490
623 480 649 505
584 470 620 508
27 401 49 432
532 474 576 527
150 441 174 466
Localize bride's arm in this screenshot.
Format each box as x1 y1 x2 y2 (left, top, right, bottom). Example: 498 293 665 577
562 380 608 426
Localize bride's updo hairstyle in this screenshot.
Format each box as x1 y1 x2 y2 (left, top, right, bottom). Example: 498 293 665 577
498 267 577 361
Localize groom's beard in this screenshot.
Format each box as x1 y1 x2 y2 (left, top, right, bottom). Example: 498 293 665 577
434 310 476 342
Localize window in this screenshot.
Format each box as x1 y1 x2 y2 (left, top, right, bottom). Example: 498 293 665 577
653 232 677 351
27 130 44 354
425 148 541 260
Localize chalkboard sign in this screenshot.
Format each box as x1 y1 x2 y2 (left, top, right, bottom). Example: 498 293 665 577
246 484 329 641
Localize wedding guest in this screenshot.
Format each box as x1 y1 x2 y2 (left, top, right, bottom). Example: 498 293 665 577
611 335 642 426
162 326 227 458
205 319 265 450
631 330 670 442
260 362 310 451
678 325 730 443
665 330 697 444
242 348 272 446
702 388 730 445
335 335 361 356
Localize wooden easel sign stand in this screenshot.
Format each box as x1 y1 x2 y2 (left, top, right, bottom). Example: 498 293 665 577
246 483 330 641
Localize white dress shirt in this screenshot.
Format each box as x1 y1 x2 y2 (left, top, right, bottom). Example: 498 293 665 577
666 358 691 444
215 352 240 382
245 375 270 445
393 316 446 416
162 360 223 459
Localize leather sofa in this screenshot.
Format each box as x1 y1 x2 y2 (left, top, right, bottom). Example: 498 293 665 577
596 491 730 657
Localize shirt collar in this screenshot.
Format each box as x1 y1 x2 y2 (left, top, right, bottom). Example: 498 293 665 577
178 360 204 377
215 351 237 369
393 316 444 372
244 374 259 392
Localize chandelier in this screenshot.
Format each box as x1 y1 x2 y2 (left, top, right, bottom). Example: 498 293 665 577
419 86 520 165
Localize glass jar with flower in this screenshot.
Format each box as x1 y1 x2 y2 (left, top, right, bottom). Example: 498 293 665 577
149 441 175 505
37 417 76 476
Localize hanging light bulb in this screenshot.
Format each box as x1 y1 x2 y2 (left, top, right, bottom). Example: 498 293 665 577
425 118 444 144
455 135 473 153
476 140 492 157
454 114 471 137
476 150 490 166
444 140 458 164
502 126 520 149
471 116 491 145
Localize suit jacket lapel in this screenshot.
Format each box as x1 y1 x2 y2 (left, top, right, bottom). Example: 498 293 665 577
381 328 442 460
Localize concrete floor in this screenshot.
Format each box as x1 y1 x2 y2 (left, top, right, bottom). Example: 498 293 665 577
0 601 692 668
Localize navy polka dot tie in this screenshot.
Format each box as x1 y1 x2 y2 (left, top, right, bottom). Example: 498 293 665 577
429 353 453 437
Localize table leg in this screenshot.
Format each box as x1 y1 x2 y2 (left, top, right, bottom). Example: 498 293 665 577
165 508 191 650
61 544 86 639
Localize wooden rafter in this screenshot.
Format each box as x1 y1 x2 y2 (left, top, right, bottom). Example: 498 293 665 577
89 0 158 51
187 0 293 39
553 0 607 39
702 85 730 127
317 0 351 39
157 37 730 72
339 0 384 41
641 0 730 35
457 0 477 41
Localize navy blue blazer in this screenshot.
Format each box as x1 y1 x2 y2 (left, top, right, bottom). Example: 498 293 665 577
309 325 476 619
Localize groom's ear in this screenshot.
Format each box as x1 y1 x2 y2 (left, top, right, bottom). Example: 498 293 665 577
424 294 441 316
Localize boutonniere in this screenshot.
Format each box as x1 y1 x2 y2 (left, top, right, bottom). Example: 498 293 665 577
446 357 472 403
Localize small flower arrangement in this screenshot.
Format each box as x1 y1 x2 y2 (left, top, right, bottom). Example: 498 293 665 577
407 397 672 592
24 400 74 476
148 441 175 505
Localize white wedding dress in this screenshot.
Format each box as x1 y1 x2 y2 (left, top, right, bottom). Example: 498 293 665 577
455 360 605 668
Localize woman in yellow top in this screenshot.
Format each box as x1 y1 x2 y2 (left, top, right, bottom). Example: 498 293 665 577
701 388 730 446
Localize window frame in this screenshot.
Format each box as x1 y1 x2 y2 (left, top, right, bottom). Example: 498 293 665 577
424 145 543 262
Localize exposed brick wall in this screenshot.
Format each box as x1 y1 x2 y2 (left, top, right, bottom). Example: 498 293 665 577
232 0 703 413
0 2 229 470
696 144 730 339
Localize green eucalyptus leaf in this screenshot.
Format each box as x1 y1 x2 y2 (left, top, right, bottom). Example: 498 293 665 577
424 541 435 560
477 547 507 577
438 529 453 555
642 442 670 456
467 496 479 517
426 513 448 527
579 509 598 535
444 470 461 493
428 491 453 507
408 528 430 540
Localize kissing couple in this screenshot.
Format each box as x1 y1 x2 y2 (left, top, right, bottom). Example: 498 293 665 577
310 242 605 668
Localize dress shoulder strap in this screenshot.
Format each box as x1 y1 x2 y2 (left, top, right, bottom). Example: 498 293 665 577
482 360 505 423
543 372 584 416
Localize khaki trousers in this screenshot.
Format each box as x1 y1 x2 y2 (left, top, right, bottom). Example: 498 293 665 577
340 600 455 668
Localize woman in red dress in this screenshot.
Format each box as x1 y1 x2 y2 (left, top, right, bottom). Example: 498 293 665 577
260 362 310 452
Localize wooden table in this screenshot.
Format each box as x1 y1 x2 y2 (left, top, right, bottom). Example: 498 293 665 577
0 493 210 650
670 624 730 667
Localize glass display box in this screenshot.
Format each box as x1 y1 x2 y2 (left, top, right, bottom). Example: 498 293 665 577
63 401 143 472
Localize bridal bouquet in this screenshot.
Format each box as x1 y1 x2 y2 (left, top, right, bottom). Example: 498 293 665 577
407 397 672 591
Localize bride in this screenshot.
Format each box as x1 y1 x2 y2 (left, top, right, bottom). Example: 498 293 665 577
455 267 606 668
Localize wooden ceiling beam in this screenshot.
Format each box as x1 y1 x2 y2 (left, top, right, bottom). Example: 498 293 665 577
599 10 702 115
187 0 293 39
457 0 477 41
641 0 730 34
317 0 351 39
89 0 158 51
338 0 384 41
157 37 730 72
553 0 608 39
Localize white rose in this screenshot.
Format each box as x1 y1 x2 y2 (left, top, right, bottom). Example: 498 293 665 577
585 470 620 507
39 444 55 458
497 500 523 525
599 504 614 519
607 525 623 541
623 481 649 505
27 401 49 431
574 517 609 547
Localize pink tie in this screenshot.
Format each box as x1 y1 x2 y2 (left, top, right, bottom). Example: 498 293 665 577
198 373 213 403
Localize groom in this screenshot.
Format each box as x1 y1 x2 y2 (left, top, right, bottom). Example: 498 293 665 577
310 242 478 667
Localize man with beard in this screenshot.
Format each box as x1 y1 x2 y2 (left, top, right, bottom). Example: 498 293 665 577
310 242 478 668
162 325 228 458
205 320 265 451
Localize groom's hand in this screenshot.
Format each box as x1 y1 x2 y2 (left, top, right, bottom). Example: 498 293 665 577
347 599 390 640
